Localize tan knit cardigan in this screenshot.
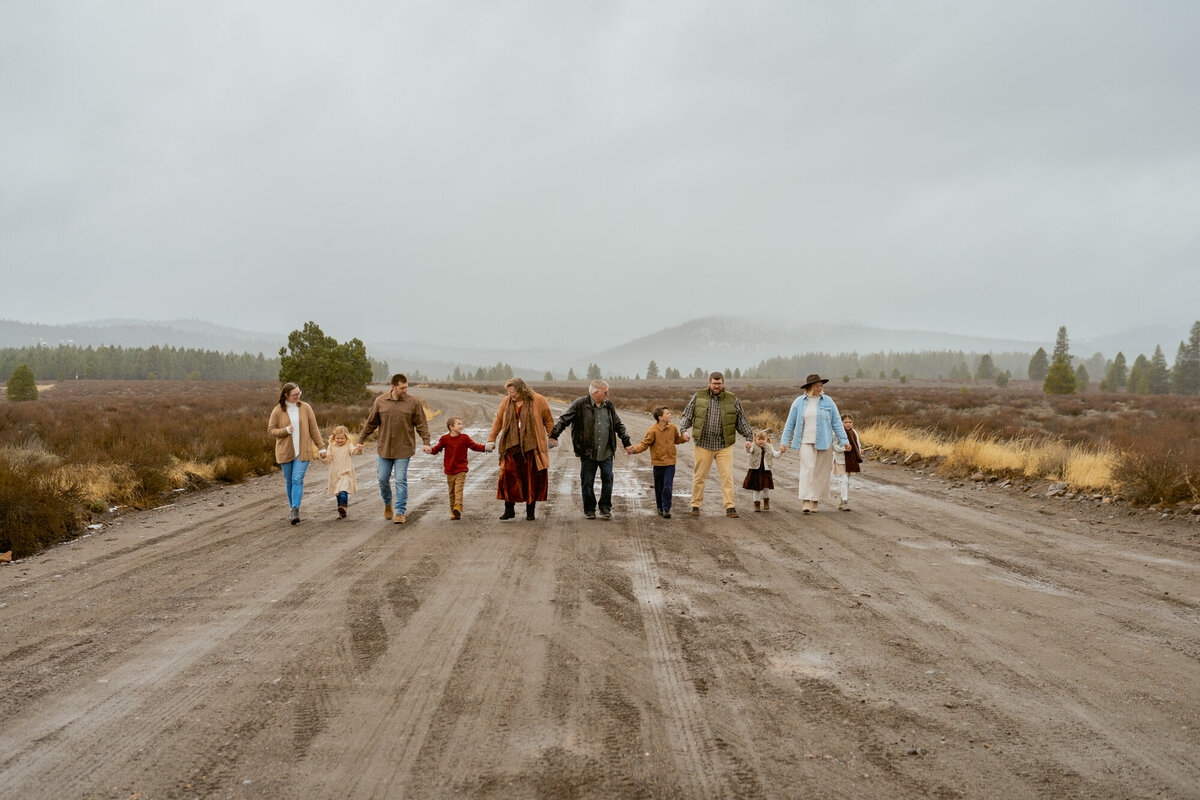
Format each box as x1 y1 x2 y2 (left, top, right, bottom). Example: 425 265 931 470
268 401 325 464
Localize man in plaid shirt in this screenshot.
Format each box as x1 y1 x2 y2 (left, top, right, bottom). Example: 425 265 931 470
678 371 754 517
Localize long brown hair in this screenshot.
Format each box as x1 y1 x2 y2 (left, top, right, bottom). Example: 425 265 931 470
505 377 533 402
278 382 300 411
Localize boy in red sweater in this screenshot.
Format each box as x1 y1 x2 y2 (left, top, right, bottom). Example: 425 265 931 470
429 417 486 519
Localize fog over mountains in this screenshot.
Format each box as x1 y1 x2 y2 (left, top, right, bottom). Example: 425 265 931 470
1 317 1188 381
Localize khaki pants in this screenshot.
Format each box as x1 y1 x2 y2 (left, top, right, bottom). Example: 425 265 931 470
692 445 736 509
447 472 466 511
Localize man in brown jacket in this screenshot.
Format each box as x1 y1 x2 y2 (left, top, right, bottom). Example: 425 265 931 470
356 373 431 524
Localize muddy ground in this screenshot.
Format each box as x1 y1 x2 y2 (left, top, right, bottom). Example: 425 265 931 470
1 387 1197 799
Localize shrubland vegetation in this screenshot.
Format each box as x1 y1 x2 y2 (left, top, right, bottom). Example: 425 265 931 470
0 381 375 559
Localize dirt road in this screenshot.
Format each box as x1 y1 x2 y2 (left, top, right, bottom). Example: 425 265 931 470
2 387 1197 799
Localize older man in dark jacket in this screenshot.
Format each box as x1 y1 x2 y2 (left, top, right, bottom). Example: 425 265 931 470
549 380 635 520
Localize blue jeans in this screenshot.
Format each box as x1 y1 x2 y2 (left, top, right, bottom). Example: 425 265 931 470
337 491 348 506
377 456 411 514
653 465 675 512
280 459 309 509
579 456 614 515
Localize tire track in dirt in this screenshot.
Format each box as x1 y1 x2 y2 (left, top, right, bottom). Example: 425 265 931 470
0 473 460 793
302 532 522 799
626 492 763 799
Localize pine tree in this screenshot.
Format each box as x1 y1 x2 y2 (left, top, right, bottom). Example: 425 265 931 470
1170 321 1200 394
5 363 37 401
645 360 659 379
543 371 553 381
1028 347 1050 382
975 354 997 380
1074 363 1089 389
1044 359 1077 394
586 363 602 381
1148 345 1170 394
996 370 1011 388
1127 355 1151 394
278 321 373 403
567 367 578 381
1104 352 1127 390
1052 327 1072 365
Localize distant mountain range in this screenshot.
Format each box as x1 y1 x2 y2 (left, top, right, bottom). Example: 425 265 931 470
0 317 1189 379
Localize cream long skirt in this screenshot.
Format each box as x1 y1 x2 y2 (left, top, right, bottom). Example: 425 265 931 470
797 444 835 502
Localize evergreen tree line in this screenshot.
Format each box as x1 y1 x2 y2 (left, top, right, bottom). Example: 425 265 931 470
745 351 1033 382
1038 321 1200 395
0 344 389 383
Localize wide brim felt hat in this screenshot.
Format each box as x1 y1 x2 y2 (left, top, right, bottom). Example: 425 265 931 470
801 373 831 389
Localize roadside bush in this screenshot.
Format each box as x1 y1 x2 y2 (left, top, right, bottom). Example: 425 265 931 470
1114 445 1199 506
0 458 85 559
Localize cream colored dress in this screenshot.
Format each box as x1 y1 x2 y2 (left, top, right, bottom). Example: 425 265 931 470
325 442 358 495
797 397 833 502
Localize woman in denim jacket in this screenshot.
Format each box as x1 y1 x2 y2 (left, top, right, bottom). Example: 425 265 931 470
779 373 850 513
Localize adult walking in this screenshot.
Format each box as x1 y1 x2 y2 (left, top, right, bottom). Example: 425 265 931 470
267 382 326 525
485 377 555 521
779 373 850 513
678 371 754 517
549 380 635 520
356 373 431 525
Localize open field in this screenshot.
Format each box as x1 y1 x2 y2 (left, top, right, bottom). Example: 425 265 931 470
1 387 1197 799
0 381 376 558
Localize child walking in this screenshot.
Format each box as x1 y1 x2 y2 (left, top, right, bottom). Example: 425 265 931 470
323 425 358 518
430 416 486 520
743 429 778 511
631 407 685 518
831 413 863 511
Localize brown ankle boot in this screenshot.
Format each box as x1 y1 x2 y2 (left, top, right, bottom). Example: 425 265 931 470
753 500 761 512
763 498 770 511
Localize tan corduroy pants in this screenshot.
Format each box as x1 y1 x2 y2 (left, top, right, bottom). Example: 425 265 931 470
446 472 466 511
692 445 736 509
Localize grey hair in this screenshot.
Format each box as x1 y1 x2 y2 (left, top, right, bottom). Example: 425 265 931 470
589 380 609 394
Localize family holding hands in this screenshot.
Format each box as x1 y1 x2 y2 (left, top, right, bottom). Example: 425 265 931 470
268 371 863 526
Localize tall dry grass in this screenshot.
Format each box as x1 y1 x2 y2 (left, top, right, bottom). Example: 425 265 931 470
860 421 1117 491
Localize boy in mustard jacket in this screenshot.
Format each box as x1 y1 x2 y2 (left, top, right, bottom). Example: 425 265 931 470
632 407 686 518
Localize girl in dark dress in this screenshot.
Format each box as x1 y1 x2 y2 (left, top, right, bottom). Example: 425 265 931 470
743 429 778 512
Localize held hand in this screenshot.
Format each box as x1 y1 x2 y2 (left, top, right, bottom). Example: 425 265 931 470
681 432 691 442
779 444 789 455
485 441 496 452
624 445 635 455
547 439 558 449
422 445 433 455
353 444 364 455
318 449 327 458
745 442 752 451
844 443 852 452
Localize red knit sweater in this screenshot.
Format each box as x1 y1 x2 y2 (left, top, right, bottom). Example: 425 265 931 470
431 432 486 474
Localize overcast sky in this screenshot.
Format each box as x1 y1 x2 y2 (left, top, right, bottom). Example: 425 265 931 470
2 1 1198 350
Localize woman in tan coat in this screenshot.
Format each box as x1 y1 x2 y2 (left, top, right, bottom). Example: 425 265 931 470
268 382 326 525
486 378 555 521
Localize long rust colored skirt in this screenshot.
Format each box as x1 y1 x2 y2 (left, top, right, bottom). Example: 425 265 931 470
496 448 548 502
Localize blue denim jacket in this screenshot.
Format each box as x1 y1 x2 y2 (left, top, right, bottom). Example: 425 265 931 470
780 394 849 451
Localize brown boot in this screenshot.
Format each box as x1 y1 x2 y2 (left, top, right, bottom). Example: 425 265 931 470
383 504 394 520
763 498 770 511
753 501 761 512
